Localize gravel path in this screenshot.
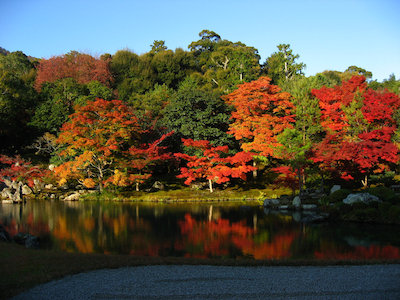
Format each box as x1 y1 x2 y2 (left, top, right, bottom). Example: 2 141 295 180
13 264 400 299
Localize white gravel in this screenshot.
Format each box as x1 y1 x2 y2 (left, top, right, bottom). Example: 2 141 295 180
13 264 400 299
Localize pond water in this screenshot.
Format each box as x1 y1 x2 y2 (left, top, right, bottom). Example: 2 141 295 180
1 200 399 261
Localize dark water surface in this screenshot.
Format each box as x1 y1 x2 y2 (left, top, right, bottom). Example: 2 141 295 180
1 200 399 260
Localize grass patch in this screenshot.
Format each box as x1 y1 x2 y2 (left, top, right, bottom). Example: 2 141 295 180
82 186 290 203
1 242 400 299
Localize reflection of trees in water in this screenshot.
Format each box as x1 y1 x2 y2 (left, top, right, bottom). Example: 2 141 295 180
1 202 400 260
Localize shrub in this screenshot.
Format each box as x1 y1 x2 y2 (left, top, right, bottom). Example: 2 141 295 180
327 189 352 203
366 186 397 203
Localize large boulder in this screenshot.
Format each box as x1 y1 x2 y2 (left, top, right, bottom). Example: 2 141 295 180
343 193 381 205
330 185 341 194
22 184 33 195
1 188 13 200
63 192 80 201
13 233 39 249
292 196 301 209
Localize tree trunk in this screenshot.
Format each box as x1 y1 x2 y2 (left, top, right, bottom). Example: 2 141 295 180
252 160 258 179
208 179 213 193
136 182 140 192
361 175 368 188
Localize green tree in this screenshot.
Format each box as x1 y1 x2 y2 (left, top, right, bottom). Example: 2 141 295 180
163 78 233 147
188 30 261 93
263 44 306 84
150 40 168 53
0 51 39 152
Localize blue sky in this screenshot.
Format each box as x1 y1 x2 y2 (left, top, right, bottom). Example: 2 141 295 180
1 0 399 81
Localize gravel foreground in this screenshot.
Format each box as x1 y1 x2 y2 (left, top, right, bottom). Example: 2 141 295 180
13 264 400 299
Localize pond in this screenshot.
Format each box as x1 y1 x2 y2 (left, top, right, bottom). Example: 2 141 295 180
1 200 399 261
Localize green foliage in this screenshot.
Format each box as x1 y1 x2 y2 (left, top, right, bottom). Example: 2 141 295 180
0 51 39 151
327 189 352 203
263 44 305 85
163 78 233 147
365 186 397 203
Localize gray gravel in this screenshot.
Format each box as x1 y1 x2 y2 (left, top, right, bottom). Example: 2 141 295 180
13 264 400 299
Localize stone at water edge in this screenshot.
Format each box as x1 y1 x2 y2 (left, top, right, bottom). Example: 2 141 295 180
63 192 80 201
263 199 280 207
292 196 301 209
22 184 33 195
330 185 341 194
302 204 318 210
343 193 381 205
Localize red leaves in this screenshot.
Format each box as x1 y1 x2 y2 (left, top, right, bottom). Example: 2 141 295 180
35 52 112 91
174 138 255 191
223 76 295 157
311 76 400 181
0 155 49 187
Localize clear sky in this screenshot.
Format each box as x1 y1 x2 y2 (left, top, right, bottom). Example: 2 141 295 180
1 0 399 81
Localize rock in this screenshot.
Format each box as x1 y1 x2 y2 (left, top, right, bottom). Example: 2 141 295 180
302 204 318 210
48 164 56 171
75 185 84 190
22 184 33 195
301 213 328 223
0 225 11 242
263 199 280 207
152 181 165 191
63 192 80 201
45 184 54 190
0 181 6 191
13 182 23 202
1 188 13 199
2 177 12 188
279 205 289 210
1 199 13 204
25 234 39 249
330 185 341 194
292 196 301 209
343 193 381 205
50 194 56 199
13 233 39 249
33 179 44 192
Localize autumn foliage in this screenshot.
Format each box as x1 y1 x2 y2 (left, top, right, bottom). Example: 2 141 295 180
311 76 400 183
35 52 112 91
55 99 171 191
0 155 48 187
174 138 255 192
223 76 295 157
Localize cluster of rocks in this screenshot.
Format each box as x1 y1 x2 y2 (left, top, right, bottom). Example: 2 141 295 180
0 225 39 249
0 177 34 203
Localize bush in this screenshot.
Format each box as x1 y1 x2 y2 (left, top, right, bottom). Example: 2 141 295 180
327 189 352 203
365 186 397 203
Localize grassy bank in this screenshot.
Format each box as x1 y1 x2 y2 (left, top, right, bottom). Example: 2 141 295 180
1 242 400 300
81 186 291 202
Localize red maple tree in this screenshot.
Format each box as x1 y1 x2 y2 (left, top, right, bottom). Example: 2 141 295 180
35 52 112 91
174 138 255 192
312 76 400 185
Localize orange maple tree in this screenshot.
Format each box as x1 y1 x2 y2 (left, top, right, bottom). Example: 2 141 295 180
174 138 255 192
55 99 171 191
35 51 112 91
223 76 295 157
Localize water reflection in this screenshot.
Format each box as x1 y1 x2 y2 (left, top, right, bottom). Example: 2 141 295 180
0 201 399 261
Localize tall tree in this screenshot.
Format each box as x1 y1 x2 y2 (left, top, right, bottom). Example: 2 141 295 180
263 44 305 84
223 76 295 157
163 78 233 147
55 99 171 191
35 51 112 91
0 51 39 152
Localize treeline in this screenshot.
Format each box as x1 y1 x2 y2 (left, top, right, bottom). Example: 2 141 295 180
1 30 400 192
